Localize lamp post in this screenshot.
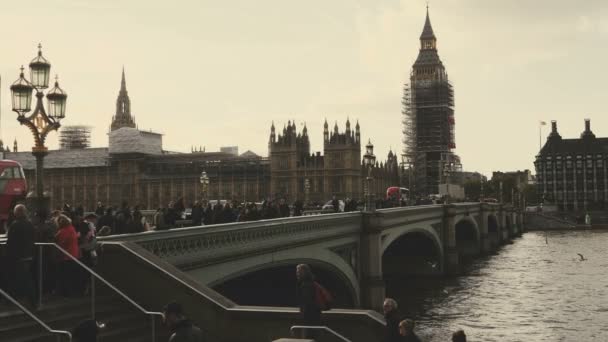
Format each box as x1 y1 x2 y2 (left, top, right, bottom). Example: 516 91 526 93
443 162 452 204
480 178 485 202
10 44 67 219
304 178 310 207
200 171 210 203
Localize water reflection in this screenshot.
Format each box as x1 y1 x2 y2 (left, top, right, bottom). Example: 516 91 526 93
385 230 608 342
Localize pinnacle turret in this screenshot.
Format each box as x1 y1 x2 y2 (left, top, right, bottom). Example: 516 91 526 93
111 68 136 131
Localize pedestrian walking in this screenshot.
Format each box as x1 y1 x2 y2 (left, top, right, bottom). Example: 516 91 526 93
296 264 321 338
162 302 204 342
55 214 81 296
191 201 203 226
383 298 402 342
94 202 105 217
278 198 290 217
5 204 36 306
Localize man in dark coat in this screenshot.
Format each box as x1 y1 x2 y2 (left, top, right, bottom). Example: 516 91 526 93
191 201 203 226
6 204 36 306
293 199 304 216
163 302 204 342
383 298 402 342
97 207 115 235
296 264 321 338
94 202 105 217
278 198 290 217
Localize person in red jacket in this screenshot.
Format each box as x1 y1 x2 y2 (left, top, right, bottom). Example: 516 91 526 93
55 214 81 296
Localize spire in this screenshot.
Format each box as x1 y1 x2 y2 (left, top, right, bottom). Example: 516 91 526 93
121 66 126 92
111 68 136 131
420 6 436 40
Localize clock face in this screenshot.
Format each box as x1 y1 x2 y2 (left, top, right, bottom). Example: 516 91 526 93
416 79 432 87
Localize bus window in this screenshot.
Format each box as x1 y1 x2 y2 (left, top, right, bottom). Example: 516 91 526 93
0 167 22 179
0 168 13 179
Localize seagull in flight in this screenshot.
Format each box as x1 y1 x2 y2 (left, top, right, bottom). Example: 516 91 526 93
577 253 586 261
426 260 438 268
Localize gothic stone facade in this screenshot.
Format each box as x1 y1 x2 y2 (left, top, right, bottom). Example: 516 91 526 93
4 71 397 210
269 120 399 203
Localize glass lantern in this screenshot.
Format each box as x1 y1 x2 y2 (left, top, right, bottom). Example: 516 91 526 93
46 78 67 120
29 44 51 89
10 68 34 115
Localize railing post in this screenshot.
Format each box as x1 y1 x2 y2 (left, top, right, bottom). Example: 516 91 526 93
91 275 95 319
38 245 43 309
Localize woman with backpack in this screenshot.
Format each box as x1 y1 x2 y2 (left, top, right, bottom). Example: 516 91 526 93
296 264 323 338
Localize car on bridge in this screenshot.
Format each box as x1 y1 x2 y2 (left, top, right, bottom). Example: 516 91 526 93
321 200 345 213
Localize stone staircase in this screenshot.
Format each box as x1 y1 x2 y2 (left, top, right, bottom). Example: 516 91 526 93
0 293 164 342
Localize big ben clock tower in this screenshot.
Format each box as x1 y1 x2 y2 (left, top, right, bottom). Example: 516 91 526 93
403 7 460 196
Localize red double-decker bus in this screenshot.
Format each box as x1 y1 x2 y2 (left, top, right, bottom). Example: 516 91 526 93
0 160 27 230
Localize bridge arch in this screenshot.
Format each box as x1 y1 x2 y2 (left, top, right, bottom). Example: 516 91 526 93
455 216 480 258
381 225 444 277
198 248 360 308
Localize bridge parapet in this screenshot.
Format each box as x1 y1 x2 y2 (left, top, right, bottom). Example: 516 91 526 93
101 212 363 268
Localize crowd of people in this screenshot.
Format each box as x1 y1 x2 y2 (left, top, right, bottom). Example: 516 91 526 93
2 200 467 341
1 203 101 307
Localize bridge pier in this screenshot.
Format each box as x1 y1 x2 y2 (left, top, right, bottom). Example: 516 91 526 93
516 212 524 235
443 205 460 275
360 212 385 311
479 204 491 254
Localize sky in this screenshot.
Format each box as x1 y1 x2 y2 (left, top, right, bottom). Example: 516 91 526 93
1 0 608 176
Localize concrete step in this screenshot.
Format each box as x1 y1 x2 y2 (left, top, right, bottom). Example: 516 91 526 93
0 294 160 342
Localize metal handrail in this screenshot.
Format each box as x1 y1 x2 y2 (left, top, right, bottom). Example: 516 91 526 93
36 242 165 341
0 288 72 342
290 325 351 342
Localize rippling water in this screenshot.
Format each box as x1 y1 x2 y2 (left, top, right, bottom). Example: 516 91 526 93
386 230 608 342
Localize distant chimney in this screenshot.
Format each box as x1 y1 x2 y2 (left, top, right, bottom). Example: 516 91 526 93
551 120 557 133
581 118 596 139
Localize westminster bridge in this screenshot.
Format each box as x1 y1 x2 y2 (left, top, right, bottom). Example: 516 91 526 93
99 203 523 311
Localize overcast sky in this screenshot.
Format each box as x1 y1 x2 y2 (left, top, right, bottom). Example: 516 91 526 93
1 0 607 176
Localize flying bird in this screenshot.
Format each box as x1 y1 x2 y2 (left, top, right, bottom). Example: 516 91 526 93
577 253 586 261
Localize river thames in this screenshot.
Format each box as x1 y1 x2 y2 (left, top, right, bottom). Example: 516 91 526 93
386 230 608 342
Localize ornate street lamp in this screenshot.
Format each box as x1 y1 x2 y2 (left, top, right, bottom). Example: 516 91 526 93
10 44 67 219
443 162 453 204
200 171 210 203
304 178 310 207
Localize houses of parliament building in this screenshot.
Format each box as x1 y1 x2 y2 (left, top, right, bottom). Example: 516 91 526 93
3 71 398 210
